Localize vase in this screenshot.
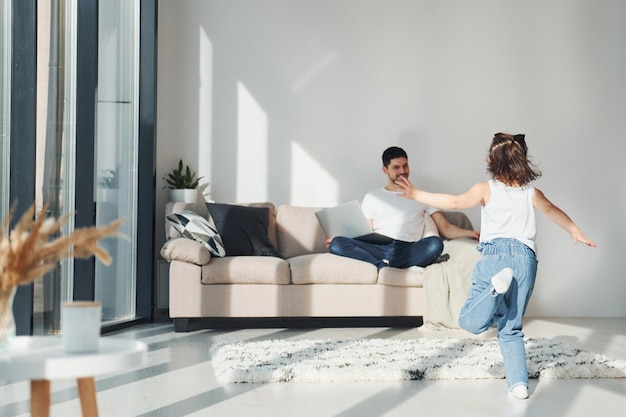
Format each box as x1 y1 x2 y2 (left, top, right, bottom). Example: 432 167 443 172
0 286 16 351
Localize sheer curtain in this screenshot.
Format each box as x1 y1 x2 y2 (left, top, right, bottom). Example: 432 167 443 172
31 0 77 334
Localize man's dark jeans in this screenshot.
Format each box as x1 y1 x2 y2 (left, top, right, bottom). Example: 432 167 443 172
329 235 444 270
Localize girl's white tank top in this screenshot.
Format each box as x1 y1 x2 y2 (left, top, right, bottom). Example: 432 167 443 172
480 180 536 252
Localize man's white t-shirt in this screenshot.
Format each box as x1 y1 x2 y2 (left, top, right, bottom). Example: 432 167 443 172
361 188 438 242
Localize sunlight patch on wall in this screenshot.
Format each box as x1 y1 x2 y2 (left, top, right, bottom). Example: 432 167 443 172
290 142 338 206
292 51 338 93
198 27 213 200
237 81 268 201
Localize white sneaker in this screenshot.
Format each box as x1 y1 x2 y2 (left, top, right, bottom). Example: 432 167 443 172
491 267 514 294
509 385 529 399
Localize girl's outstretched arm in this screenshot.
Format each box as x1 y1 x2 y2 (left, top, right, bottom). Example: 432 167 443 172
533 188 597 247
395 176 487 210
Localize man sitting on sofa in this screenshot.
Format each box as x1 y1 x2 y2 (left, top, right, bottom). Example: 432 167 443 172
329 146 479 270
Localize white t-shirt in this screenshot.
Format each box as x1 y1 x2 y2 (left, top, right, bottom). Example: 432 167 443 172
361 187 438 242
480 180 537 251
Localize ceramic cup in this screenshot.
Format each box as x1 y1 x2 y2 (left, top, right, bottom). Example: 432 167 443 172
61 301 102 353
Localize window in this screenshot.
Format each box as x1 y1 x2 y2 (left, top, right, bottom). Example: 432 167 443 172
0 0 11 221
4 0 155 336
94 0 140 324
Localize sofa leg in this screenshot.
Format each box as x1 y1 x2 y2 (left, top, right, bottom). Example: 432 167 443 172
173 318 190 332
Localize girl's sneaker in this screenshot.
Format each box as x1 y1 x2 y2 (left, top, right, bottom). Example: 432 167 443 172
491 267 514 295
509 385 529 399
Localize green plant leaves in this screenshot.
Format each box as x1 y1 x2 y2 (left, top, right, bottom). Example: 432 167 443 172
163 159 203 189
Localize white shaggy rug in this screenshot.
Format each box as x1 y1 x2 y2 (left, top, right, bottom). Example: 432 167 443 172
210 338 626 384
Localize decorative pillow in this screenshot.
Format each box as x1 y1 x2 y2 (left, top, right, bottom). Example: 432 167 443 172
160 237 211 265
206 203 280 257
166 210 226 257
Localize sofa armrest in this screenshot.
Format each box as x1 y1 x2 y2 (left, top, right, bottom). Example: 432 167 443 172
160 237 211 265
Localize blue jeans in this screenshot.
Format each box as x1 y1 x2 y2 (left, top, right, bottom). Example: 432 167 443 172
458 238 537 391
328 235 443 269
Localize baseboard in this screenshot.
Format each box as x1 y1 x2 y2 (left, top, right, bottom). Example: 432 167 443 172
172 316 424 332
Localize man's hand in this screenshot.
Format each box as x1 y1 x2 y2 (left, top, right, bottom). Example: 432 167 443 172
431 211 479 241
467 229 480 240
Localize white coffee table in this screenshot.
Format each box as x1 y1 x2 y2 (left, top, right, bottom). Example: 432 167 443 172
0 336 148 417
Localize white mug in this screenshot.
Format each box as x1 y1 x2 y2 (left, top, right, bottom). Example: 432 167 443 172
61 301 102 353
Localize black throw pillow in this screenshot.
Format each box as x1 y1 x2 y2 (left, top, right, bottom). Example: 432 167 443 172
205 203 280 257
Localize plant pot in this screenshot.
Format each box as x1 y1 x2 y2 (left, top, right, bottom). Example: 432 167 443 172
169 189 198 203
98 189 119 204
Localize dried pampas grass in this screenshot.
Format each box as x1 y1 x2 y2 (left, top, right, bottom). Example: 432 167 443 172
0 204 124 290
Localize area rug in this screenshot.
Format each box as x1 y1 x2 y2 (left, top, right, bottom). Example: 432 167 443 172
210 338 626 384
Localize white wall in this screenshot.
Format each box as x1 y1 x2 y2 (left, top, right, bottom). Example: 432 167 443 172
156 0 626 318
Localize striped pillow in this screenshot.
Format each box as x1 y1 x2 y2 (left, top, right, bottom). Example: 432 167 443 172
166 210 226 257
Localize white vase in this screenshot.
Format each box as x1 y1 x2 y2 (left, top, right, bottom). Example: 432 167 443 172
169 189 198 203
0 286 16 351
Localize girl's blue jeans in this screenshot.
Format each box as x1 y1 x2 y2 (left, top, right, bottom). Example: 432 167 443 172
458 238 538 391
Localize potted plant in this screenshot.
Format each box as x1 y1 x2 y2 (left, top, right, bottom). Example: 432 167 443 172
163 159 203 202
98 168 119 189
98 167 120 203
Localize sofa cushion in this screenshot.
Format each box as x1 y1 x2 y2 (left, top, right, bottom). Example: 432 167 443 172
276 205 328 259
378 267 425 287
166 209 226 257
160 237 211 265
288 253 377 284
200 256 290 284
206 203 279 257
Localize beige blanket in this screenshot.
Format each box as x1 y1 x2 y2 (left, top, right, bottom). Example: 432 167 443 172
422 238 481 329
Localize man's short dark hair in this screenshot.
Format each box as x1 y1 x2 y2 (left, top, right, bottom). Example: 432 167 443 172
382 146 408 167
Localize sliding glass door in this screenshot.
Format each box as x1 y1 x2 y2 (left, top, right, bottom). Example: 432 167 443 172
94 0 140 324
4 0 155 336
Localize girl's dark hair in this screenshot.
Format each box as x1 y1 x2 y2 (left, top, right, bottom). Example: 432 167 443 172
487 133 541 185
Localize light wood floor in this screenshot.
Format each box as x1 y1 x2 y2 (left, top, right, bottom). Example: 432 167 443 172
1 317 625 416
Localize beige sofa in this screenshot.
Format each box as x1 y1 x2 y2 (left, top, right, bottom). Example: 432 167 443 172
161 201 480 332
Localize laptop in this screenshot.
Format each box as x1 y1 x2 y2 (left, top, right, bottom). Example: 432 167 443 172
315 200 393 244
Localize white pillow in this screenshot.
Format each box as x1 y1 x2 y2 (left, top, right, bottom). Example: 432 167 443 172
166 210 226 257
